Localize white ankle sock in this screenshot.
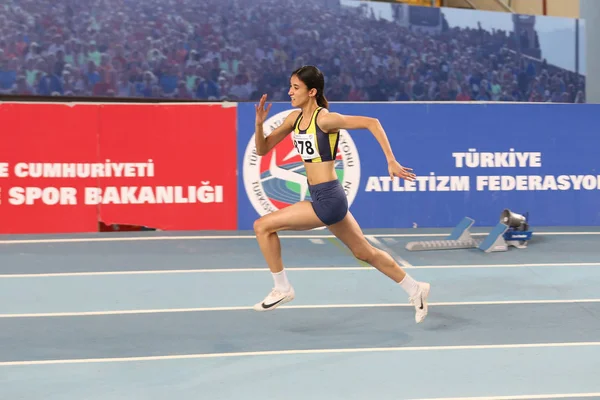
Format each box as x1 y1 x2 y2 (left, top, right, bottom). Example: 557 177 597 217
272 270 291 291
399 274 419 297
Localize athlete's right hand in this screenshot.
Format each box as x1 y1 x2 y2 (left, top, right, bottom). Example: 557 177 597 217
255 94 272 126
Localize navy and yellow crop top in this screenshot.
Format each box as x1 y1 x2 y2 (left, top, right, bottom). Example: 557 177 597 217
291 107 340 163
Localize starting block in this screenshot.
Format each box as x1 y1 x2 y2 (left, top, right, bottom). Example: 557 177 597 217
405 217 481 251
406 209 533 253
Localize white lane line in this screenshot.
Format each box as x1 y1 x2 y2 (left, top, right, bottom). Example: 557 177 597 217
0 230 598 244
366 235 413 268
1 298 599 318
309 238 325 244
409 393 600 400
2 262 600 278
2 341 600 367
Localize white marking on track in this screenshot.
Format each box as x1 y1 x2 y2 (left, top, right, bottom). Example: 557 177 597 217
3 262 600 278
1 298 598 318
0 230 598 245
1 341 600 367
410 392 600 400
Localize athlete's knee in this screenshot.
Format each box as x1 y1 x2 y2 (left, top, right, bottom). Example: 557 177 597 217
254 216 276 236
253 217 268 235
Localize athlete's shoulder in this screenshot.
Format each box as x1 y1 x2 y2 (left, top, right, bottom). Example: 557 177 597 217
316 108 340 132
315 107 331 124
288 109 302 119
286 109 302 122
317 107 330 116
318 111 375 131
282 109 302 128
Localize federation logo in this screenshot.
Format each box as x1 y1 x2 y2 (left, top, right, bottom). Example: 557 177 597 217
242 108 361 217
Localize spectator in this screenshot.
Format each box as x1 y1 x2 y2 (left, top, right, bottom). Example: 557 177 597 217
0 0 585 103
0 57 18 93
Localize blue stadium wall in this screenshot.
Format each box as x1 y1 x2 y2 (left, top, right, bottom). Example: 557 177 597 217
237 102 600 230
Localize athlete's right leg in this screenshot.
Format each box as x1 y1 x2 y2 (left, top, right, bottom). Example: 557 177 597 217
252 200 325 311
253 200 325 273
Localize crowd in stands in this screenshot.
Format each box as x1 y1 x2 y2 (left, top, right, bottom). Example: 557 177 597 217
0 0 586 103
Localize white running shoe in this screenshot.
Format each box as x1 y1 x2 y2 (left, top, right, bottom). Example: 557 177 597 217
253 286 295 312
409 282 431 323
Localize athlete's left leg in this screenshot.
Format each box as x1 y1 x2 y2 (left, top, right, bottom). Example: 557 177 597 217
328 211 431 323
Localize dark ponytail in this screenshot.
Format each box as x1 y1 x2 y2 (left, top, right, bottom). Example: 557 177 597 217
291 65 328 109
317 91 328 109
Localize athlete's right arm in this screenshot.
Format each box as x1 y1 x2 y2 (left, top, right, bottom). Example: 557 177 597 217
255 94 298 156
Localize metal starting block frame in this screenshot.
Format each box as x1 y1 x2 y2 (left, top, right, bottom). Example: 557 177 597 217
406 217 528 253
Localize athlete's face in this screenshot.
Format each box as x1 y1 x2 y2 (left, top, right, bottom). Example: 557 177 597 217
289 75 316 107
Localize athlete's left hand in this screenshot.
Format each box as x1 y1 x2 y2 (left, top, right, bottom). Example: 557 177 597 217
388 160 416 181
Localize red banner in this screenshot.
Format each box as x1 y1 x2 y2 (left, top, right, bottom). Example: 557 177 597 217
0 102 237 234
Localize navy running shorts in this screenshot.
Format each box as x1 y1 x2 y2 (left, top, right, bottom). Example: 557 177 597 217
308 179 348 226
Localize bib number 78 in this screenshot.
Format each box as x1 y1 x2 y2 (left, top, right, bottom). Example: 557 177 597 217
293 138 315 156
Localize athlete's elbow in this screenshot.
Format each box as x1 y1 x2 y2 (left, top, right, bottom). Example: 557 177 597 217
256 146 270 156
367 117 382 131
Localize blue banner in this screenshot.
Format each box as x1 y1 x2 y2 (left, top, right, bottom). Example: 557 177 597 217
237 102 600 229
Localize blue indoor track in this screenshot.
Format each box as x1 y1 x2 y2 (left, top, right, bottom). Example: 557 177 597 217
1 227 600 400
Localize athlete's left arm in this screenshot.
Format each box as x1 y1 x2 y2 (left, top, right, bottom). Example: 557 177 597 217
319 112 416 181
319 113 395 161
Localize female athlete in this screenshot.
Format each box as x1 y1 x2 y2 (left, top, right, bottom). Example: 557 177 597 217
252 65 431 323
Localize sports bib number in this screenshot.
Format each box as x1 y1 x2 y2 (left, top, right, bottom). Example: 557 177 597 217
292 133 319 160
